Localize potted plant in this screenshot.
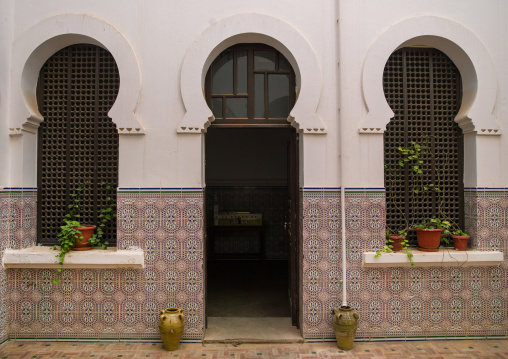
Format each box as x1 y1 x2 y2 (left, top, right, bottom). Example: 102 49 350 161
451 229 469 251
375 229 414 266
52 181 116 283
413 218 451 252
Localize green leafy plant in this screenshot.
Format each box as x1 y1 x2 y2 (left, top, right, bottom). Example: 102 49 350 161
381 134 463 264
375 229 414 266
52 181 116 284
414 218 451 244
452 229 468 237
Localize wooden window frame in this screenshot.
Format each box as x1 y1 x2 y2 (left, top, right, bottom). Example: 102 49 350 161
205 44 296 126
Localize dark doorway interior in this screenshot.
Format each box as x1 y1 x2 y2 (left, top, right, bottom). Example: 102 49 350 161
207 260 289 317
205 127 298 325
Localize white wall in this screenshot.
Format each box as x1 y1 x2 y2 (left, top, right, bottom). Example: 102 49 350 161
0 1 13 187
2 0 507 189
339 0 508 188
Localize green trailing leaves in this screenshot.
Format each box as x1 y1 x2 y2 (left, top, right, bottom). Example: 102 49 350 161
52 181 116 284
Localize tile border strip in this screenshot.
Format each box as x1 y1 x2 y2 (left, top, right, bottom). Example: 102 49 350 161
118 188 203 193
302 187 386 193
0 187 37 193
305 335 508 342
464 187 508 193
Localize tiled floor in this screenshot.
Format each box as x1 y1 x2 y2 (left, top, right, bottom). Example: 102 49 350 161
1 339 507 358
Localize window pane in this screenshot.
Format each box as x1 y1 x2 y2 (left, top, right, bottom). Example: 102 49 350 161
254 51 275 70
237 51 247 94
268 74 289 118
212 98 222 118
212 50 233 94
279 55 291 71
226 98 247 118
254 74 265 118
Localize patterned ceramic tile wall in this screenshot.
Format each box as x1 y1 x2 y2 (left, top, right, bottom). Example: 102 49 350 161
205 187 289 259
0 191 7 343
301 189 344 338
7 189 204 341
1 189 37 343
3 187 507 342
302 188 507 341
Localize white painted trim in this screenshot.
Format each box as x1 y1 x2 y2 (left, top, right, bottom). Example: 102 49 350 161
361 16 499 135
363 249 503 267
2 246 145 269
179 13 325 134
11 13 144 134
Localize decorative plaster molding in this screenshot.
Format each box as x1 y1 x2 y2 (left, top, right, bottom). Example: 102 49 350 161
11 13 144 134
8 128 23 136
118 127 144 135
179 13 325 134
361 16 499 135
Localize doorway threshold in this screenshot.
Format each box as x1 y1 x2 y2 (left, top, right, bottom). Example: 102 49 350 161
204 317 304 344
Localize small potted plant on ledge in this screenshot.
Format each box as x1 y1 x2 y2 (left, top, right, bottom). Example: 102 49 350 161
52 181 116 283
376 229 414 266
450 229 470 251
414 218 451 252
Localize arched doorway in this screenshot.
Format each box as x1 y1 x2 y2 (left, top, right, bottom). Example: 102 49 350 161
204 44 301 340
36 44 120 245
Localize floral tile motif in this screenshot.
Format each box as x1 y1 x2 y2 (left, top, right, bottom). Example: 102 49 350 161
3 188 508 341
302 188 507 340
6 190 204 340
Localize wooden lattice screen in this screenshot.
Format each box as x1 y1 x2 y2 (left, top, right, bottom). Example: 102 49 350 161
37 44 120 245
383 47 464 242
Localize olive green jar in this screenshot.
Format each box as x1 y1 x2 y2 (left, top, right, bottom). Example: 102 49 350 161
332 305 359 350
158 308 185 351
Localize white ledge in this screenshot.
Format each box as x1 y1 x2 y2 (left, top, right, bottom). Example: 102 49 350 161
2 246 145 269
363 249 504 267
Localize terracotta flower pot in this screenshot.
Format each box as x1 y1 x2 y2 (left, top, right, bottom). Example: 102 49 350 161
389 235 405 251
452 235 469 251
416 228 443 252
72 225 96 251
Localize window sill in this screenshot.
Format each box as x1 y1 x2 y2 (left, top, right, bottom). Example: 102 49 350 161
2 246 145 269
363 249 504 267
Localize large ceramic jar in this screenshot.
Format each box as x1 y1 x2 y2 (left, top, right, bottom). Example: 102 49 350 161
332 305 359 350
159 308 185 351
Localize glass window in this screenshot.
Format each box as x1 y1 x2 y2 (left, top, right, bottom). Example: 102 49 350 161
254 74 265 118
212 98 222 118
254 51 276 70
268 74 290 118
206 44 295 123
226 98 247 118
237 51 247 94
212 50 233 94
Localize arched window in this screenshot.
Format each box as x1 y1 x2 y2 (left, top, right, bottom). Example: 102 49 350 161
36 44 120 245
205 44 296 125
383 47 464 240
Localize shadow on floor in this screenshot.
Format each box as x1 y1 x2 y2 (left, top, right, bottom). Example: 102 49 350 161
206 260 290 317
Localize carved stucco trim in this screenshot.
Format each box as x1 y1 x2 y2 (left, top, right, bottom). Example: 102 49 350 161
361 16 499 136
11 13 144 135
179 13 325 134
